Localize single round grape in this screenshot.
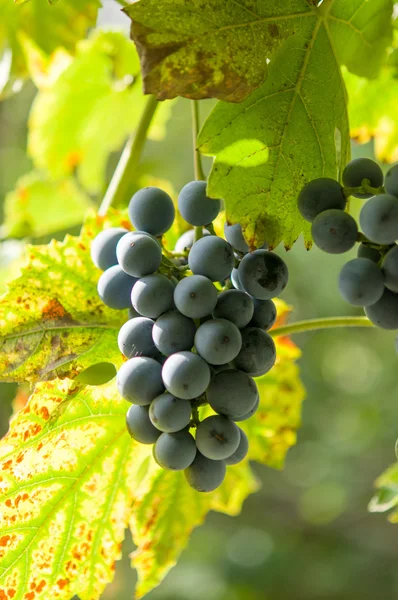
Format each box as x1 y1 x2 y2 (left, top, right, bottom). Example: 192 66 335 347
213 289 254 329
174 229 210 253
224 222 250 253
116 231 162 277
97 265 137 310
297 178 346 222
233 394 260 422
152 311 196 356
91 227 128 271
154 430 197 470
117 357 164 405
126 404 161 444
385 164 398 198
76 362 116 386
339 258 384 306
118 317 157 358
250 299 277 330
128 187 175 236
225 429 249 465
382 245 398 292
311 209 358 254
188 236 234 282
231 267 244 291
206 369 258 419
359 194 398 245
365 288 398 330
238 250 289 300
178 181 221 226
357 243 381 263
131 274 174 318
196 415 240 460
343 158 384 198
194 319 242 365
184 452 226 492
162 351 211 400
149 393 192 433
233 327 276 376
174 275 218 319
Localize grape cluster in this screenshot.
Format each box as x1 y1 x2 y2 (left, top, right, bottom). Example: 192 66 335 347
91 181 289 492
298 158 398 332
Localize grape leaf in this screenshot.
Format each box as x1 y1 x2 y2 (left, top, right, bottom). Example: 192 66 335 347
124 0 311 102
197 0 393 249
0 0 99 96
369 462 398 519
125 0 392 103
3 171 92 239
27 30 173 194
344 64 398 163
0 378 258 599
0 210 129 383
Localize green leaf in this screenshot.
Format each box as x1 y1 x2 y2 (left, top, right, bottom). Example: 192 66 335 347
124 0 310 102
0 0 99 96
344 64 398 163
369 463 398 518
0 378 258 599
28 30 173 194
197 0 393 248
3 171 92 239
0 210 128 383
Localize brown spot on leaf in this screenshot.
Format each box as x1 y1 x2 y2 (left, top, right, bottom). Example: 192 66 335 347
0 536 10 547
57 578 69 590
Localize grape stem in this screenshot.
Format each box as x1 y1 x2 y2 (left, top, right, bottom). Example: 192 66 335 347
270 316 374 338
98 94 158 216
191 100 205 182
343 179 385 199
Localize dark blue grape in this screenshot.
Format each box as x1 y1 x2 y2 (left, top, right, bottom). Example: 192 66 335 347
149 393 192 433
297 178 346 222
152 311 196 356
184 452 226 492
97 265 137 310
231 267 244 291
357 243 381 263
131 274 174 318
174 229 210 253
382 245 398 292
174 275 218 319
224 222 250 253
385 164 398 198
250 299 277 330
117 231 162 277
233 327 276 376
238 250 289 300
339 258 384 306
194 319 242 365
117 357 164 405
178 181 221 226
91 227 128 271
365 288 398 330
195 415 240 460
233 394 259 422
118 317 157 358
343 158 384 198
206 369 258 419
128 187 175 236
154 430 197 470
213 289 254 329
312 209 358 254
188 236 234 282
359 194 398 245
162 351 211 400
224 429 249 465
126 405 161 444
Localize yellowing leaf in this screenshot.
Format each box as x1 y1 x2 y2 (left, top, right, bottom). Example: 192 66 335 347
344 64 398 162
197 0 393 248
28 30 173 194
3 171 92 239
0 0 99 96
0 210 129 383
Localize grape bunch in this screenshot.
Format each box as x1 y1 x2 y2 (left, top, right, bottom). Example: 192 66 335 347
91 181 289 492
298 158 398 332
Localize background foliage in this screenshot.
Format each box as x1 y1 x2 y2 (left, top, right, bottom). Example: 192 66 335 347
0 0 398 599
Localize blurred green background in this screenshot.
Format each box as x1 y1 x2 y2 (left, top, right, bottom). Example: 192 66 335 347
1 3 398 600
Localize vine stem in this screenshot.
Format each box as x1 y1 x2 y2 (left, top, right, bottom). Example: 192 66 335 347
270 316 374 338
191 100 205 242
98 95 158 216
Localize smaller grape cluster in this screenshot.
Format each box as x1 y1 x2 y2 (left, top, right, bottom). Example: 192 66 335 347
91 181 289 492
298 158 398 332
